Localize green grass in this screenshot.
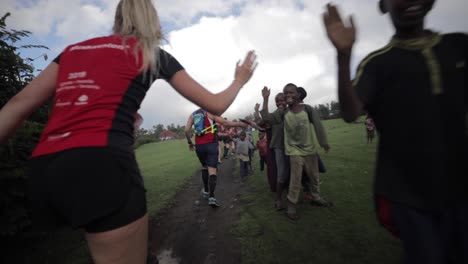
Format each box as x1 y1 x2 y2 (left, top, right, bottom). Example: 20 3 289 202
6 118 404 263
135 140 199 215
233 118 403 264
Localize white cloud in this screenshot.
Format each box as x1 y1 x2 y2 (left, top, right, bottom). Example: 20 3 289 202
1 0 117 42
155 0 246 26
54 4 113 43
2 0 467 129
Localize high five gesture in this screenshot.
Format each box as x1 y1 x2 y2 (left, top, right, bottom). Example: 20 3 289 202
323 3 356 55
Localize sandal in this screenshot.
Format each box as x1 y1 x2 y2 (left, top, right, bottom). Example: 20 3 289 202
310 197 333 208
285 211 299 221
274 201 285 211
285 200 299 220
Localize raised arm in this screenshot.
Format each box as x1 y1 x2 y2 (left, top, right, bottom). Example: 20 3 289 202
260 108 284 125
310 106 330 152
259 86 281 125
184 114 195 151
212 115 247 128
323 3 362 122
248 140 255 150
169 51 257 116
254 103 261 121
261 86 270 113
0 62 58 144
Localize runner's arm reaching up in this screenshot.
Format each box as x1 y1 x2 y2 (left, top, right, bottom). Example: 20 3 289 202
212 115 248 128
184 114 195 151
169 51 257 117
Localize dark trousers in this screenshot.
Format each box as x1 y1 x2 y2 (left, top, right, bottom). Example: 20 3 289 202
379 199 468 264
248 149 253 170
259 155 266 171
239 160 249 178
223 145 228 159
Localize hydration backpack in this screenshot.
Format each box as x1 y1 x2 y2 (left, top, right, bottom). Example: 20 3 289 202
193 109 217 136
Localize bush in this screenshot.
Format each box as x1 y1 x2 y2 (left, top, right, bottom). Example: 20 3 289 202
0 121 44 235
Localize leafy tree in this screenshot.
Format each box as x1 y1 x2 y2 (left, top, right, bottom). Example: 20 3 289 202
0 13 49 235
153 124 164 137
329 100 341 118
317 104 330 120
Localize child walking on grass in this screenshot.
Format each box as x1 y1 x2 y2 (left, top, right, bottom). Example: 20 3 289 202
234 131 255 180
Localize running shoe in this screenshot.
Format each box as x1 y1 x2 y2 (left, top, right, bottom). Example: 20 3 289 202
201 189 209 199
310 197 333 207
208 197 220 208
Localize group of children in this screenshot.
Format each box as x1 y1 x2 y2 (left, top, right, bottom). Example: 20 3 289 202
216 2 467 262
184 0 468 262
249 84 333 220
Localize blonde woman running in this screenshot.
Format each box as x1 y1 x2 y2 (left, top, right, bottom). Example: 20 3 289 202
0 0 257 263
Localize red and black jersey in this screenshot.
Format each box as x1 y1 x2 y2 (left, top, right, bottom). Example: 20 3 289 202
194 113 217 145
32 35 184 157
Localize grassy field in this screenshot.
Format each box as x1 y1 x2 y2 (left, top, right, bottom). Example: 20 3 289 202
4 117 403 263
233 118 402 264
135 140 199 216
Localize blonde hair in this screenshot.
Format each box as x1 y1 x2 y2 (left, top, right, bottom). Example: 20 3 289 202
113 0 162 74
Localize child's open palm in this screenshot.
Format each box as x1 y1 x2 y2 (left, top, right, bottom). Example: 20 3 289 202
262 86 270 99
323 3 356 54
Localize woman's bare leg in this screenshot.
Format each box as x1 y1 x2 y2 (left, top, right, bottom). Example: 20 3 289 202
85 214 148 264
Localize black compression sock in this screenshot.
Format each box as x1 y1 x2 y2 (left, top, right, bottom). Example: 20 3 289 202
209 175 217 197
202 169 209 192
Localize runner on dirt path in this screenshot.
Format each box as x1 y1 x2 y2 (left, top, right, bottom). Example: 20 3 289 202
184 109 247 208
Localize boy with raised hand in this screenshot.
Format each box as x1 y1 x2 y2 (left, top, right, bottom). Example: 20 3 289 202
259 89 290 210
324 1 467 263
261 84 331 220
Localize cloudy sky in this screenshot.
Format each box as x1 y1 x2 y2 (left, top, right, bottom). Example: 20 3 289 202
2 0 467 129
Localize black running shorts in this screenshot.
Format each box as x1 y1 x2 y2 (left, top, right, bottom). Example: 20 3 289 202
27 147 147 233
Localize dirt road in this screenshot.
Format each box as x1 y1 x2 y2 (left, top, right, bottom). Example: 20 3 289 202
148 157 248 264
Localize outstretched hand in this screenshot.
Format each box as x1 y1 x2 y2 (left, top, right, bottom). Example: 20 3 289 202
262 86 270 98
254 103 260 112
323 3 356 54
234 50 258 86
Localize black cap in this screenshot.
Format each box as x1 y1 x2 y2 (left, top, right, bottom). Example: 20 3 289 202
297 87 307 100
